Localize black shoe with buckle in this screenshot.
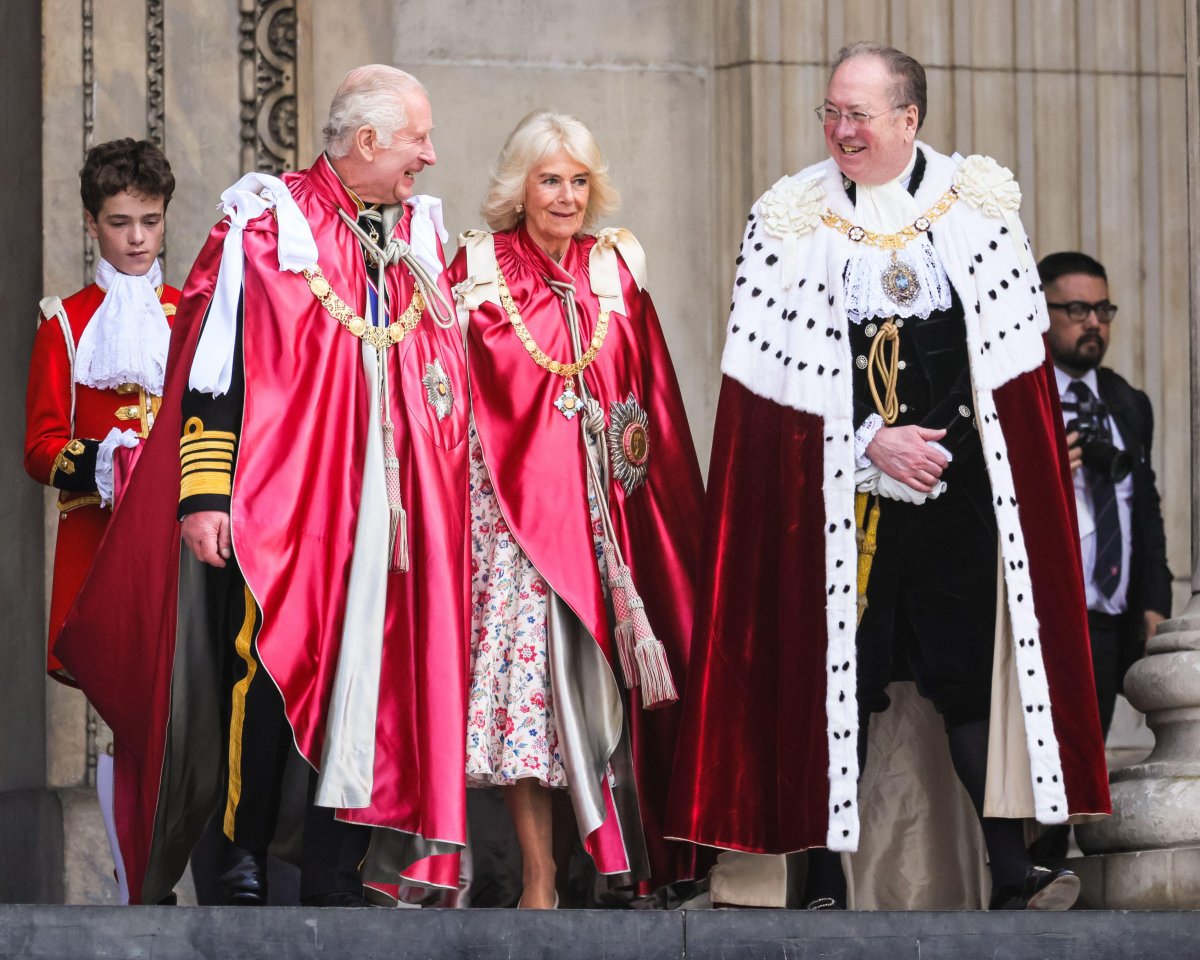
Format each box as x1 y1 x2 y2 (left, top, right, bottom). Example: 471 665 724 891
989 866 1080 911
217 845 268 906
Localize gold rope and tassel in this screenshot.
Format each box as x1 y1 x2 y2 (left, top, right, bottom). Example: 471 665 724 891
854 491 882 625
855 317 900 620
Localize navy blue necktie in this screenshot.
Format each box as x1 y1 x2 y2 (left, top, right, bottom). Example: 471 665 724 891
1069 380 1122 597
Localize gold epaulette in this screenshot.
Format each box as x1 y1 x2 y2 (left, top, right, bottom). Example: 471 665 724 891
179 416 236 500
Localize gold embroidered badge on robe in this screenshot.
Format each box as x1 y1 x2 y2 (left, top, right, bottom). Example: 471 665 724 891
607 393 650 493
421 358 454 421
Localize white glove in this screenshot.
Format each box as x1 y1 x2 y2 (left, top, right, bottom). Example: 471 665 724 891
95 427 140 508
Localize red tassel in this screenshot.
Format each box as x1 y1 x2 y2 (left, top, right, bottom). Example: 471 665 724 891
628 598 678 709
389 503 409 574
604 542 638 687
603 542 677 705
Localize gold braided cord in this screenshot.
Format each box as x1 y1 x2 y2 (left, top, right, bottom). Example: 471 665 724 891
302 266 425 351
495 266 609 378
854 491 882 626
821 186 959 251
867 319 901 425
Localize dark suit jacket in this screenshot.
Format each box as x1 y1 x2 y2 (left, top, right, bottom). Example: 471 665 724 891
1095 366 1173 682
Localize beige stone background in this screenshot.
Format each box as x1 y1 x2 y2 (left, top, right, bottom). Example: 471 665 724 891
27 0 1198 902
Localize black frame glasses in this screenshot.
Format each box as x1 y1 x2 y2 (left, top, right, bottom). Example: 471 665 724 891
1045 300 1119 324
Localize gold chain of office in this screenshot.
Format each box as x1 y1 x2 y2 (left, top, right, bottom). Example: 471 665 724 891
495 265 610 377
302 266 426 351
820 186 959 250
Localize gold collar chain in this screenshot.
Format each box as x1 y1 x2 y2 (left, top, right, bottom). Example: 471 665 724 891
495 265 609 379
303 266 425 350
821 186 959 250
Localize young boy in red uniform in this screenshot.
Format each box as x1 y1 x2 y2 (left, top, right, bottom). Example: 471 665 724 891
24 138 178 902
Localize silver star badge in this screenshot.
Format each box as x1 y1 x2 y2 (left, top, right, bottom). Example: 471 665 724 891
421 358 454 421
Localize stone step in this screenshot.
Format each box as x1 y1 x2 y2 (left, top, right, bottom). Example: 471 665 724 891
1 905 1197 959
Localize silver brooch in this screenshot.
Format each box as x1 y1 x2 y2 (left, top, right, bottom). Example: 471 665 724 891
606 393 650 493
421 358 454 421
880 255 921 307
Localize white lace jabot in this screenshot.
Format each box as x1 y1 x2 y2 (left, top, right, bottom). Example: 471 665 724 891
842 147 953 324
74 258 170 394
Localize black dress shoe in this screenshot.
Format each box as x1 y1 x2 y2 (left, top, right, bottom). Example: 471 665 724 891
300 891 370 907
989 866 1080 911
217 845 268 906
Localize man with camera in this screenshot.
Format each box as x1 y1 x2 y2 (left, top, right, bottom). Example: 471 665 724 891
1039 251 1173 739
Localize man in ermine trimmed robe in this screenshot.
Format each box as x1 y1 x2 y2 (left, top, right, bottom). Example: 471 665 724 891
669 42 1110 911
56 66 469 906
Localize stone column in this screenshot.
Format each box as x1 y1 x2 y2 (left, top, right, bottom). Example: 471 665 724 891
1073 0 1200 908
0 0 60 905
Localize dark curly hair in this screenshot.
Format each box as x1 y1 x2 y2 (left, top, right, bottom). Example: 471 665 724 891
79 138 175 217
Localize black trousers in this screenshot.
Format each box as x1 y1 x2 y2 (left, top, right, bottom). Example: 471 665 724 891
1087 609 1123 740
213 558 370 898
856 454 999 728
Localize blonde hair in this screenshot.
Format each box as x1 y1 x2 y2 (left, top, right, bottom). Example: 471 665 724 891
481 111 619 233
323 65 427 159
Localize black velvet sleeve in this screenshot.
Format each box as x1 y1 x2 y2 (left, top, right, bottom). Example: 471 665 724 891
178 295 245 517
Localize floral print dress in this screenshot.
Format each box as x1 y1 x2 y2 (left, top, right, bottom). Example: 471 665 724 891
465 421 607 788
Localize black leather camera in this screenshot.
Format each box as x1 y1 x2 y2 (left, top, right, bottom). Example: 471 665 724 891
1064 390 1132 482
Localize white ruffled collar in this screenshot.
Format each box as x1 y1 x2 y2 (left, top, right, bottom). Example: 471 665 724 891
75 258 170 393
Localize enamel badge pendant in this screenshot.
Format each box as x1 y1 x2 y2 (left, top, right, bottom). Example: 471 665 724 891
881 252 920 307
555 376 582 419
607 393 650 493
421 358 454 421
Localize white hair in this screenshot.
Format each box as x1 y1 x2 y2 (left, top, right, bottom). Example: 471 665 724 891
482 110 619 233
322 64 427 159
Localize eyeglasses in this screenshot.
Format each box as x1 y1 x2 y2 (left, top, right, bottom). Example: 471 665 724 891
815 104 907 127
1045 300 1119 324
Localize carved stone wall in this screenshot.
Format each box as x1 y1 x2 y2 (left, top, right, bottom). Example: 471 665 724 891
239 0 300 175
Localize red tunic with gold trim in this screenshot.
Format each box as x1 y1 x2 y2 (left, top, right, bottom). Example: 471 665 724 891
56 158 470 904
448 225 705 889
24 282 179 682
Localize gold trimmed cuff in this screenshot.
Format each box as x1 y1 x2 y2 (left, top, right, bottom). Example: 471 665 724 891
49 439 87 486
180 417 236 503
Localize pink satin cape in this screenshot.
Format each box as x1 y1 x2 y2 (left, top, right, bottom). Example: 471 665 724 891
668 354 1111 855
449 226 706 889
55 157 470 903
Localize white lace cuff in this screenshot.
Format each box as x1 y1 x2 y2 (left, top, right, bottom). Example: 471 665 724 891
855 414 885 467
95 428 140 508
